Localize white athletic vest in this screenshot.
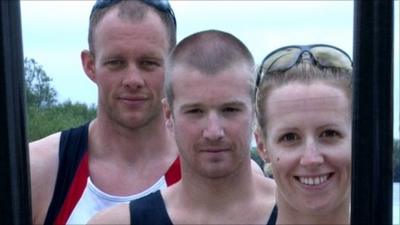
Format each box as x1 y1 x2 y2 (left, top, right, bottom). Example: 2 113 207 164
66 176 168 224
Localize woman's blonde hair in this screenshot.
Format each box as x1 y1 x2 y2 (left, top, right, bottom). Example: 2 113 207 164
256 62 352 137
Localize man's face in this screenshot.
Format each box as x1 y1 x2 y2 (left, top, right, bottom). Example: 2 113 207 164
91 8 169 129
165 63 255 179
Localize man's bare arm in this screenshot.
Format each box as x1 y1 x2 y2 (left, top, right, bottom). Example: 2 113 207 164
29 132 60 224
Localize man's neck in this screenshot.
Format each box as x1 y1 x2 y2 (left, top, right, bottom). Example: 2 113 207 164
86 115 178 195
89 113 174 162
180 160 255 209
163 160 273 224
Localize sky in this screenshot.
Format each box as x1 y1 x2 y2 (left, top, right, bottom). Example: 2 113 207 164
20 0 399 138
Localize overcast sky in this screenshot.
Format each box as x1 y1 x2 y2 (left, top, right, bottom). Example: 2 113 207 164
20 1 399 138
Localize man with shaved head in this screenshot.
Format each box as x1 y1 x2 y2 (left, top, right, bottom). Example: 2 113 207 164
29 1 180 224
89 29 276 225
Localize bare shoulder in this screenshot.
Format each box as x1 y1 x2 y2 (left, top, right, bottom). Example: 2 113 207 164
30 131 61 151
88 203 130 224
251 159 265 176
255 174 276 199
29 132 61 224
254 175 276 220
29 132 61 177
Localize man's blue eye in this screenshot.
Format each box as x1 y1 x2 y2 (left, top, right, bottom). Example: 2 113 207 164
223 107 240 113
105 60 125 69
141 60 161 71
186 109 202 114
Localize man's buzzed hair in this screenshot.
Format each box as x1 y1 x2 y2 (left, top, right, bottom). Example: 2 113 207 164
165 29 256 106
89 0 176 55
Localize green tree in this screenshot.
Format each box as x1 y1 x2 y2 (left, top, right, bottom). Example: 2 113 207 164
250 146 264 170
24 58 57 108
24 57 97 142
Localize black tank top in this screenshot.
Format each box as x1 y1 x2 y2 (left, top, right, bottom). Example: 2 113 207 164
43 122 90 225
130 190 173 225
266 205 278 225
130 191 278 225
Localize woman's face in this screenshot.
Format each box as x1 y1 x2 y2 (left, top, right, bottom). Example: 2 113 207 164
259 81 351 216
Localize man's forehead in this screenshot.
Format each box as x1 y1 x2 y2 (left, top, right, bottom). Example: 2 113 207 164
172 76 252 108
171 62 253 78
178 100 248 109
93 8 169 51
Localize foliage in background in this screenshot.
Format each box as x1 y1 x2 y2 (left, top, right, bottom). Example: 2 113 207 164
24 58 96 142
24 58 57 108
250 146 264 170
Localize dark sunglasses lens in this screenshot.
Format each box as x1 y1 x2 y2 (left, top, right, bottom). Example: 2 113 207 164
92 0 176 25
146 0 169 9
91 0 120 19
143 0 176 25
311 46 352 70
93 0 118 10
263 47 302 73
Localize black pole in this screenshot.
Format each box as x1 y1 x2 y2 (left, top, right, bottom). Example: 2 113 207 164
0 1 31 224
351 0 394 224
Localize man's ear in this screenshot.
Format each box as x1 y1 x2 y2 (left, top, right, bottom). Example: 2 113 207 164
162 98 173 131
81 50 97 83
254 127 269 163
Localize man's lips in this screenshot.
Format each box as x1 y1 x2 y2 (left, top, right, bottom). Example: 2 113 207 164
118 96 149 105
200 148 230 153
119 96 148 101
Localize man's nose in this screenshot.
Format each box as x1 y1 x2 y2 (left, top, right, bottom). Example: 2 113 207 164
203 112 225 141
122 65 145 90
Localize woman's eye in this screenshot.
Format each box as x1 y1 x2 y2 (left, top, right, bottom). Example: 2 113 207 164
320 129 341 138
279 133 299 143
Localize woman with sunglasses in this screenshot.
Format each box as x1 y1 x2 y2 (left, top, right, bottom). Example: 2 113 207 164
255 44 353 224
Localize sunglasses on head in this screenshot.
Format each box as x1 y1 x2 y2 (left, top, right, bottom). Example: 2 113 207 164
256 44 353 86
90 0 176 26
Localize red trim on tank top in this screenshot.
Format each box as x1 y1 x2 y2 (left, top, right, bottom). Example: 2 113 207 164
54 154 180 224
54 152 89 225
165 157 181 186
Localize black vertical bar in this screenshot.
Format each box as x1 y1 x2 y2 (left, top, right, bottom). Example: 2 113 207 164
0 1 31 224
351 0 394 225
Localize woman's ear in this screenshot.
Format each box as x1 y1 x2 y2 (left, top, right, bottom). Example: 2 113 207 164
254 128 275 178
254 127 269 163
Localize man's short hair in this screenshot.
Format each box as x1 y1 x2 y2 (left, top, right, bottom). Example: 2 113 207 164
165 29 256 106
88 0 177 55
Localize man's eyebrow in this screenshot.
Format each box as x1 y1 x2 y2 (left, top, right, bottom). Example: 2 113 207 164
178 99 249 110
221 101 247 107
179 103 203 111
